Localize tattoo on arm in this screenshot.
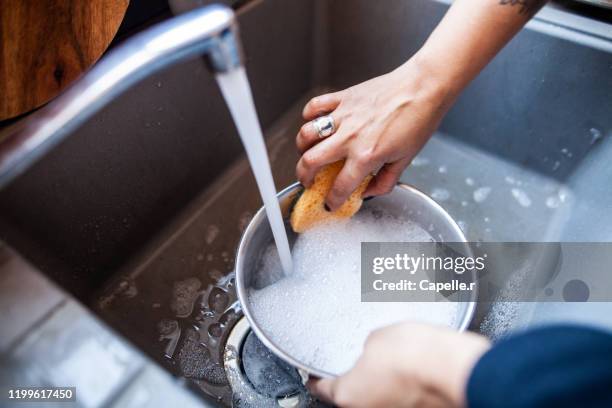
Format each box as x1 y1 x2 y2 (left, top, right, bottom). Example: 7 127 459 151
499 0 547 16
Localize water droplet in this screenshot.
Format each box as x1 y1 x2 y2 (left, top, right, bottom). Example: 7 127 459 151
473 187 492 203
431 188 450 201
589 128 603 144
205 225 220 245
208 287 229 313
208 323 224 338
511 188 532 207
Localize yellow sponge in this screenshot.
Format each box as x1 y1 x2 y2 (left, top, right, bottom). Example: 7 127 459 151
290 160 372 233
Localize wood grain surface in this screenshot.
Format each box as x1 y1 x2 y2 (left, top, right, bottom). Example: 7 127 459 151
0 0 129 120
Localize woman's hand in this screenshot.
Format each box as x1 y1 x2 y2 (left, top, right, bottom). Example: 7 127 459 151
296 55 455 211
295 0 545 211
308 322 490 408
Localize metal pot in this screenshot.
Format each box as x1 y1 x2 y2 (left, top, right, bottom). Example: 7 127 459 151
236 182 477 378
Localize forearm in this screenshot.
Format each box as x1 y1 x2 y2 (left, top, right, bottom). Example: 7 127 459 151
403 0 547 101
468 325 612 407
294 0 549 207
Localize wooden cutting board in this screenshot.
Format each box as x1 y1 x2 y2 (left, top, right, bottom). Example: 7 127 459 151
0 0 129 120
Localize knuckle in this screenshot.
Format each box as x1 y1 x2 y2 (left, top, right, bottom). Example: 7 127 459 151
296 165 305 180
296 139 308 153
344 131 357 143
309 97 322 110
300 123 313 137
355 149 377 166
301 152 317 169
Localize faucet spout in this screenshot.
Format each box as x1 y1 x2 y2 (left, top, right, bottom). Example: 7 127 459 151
206 27 243 73
0 4 243 189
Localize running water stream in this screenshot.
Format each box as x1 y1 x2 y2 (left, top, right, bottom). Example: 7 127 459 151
215 68 293 273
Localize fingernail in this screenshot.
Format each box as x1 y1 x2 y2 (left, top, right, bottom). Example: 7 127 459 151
324 203 331 212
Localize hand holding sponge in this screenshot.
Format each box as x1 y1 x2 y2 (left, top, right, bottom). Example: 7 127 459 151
290 160 372 233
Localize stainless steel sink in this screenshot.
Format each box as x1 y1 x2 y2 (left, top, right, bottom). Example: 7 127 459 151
0 0 611 406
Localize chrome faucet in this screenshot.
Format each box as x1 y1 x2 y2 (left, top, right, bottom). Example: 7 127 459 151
0 4 242 189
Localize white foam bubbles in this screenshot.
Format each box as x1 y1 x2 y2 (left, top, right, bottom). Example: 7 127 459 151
248 208 459 375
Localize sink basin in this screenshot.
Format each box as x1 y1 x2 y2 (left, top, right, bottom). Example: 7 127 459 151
0 0 610 405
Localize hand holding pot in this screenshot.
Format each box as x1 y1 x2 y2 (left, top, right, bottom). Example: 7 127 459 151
308 322 490 408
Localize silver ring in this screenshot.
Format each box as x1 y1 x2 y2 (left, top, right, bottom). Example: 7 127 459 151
312 115 335 138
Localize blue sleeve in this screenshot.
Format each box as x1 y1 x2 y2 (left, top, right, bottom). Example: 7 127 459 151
467 325 612 408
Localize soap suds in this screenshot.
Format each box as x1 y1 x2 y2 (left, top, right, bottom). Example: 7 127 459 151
248 208 459 375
